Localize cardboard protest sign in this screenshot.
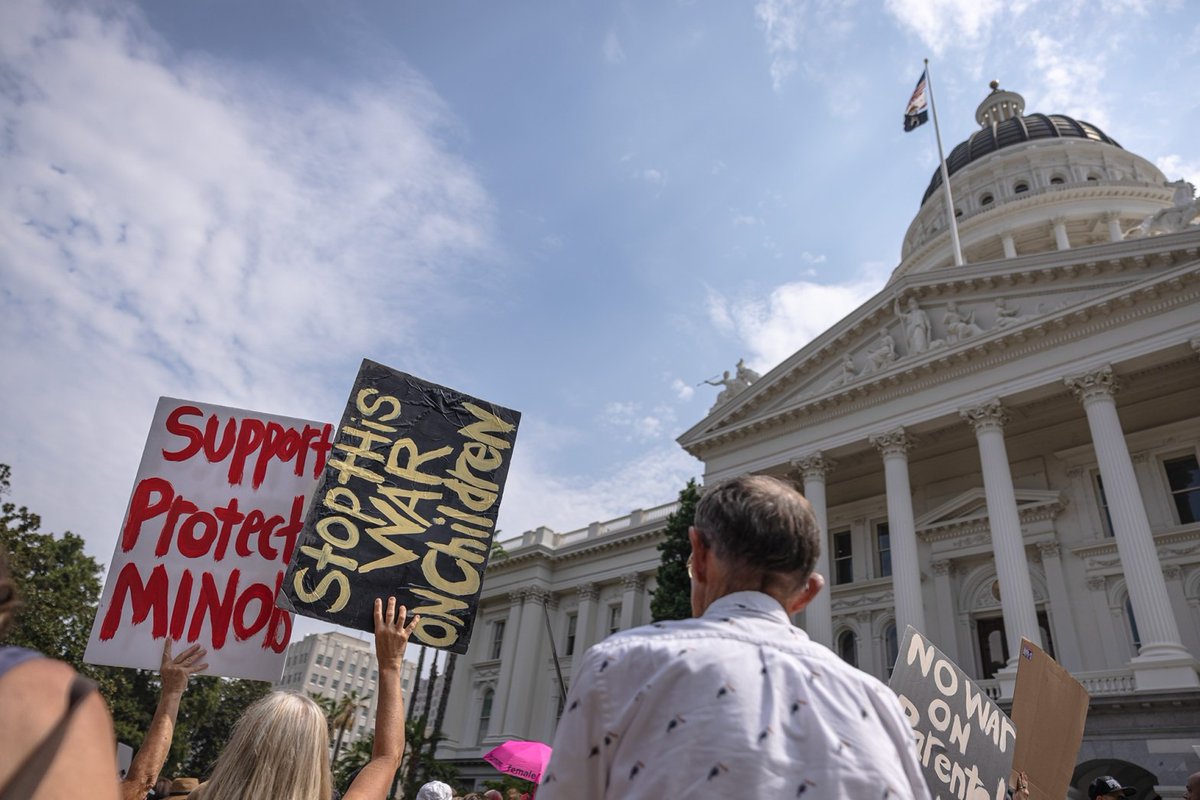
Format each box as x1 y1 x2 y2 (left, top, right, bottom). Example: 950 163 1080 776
890 626 1016 800
280 359 521 654
1010 638 1089 800
85 398 331 681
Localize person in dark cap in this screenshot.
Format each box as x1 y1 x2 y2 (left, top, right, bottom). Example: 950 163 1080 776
1088 776 1136 799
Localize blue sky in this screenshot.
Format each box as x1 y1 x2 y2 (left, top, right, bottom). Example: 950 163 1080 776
3 0 1199 580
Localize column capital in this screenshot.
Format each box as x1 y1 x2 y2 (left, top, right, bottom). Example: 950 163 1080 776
870 427 912 457
1163 564 1182 581
1086 576 1107 592
523 587 551 606
1051 215 1068 227
792 452 837 480
508 589 527 605
854 609 872 623
577 582 599 601
1064 365 1120 404
1037 541 1061 559
960 399 1008 434
1102 211 1121 224
621 572 645 592
931 559 954 576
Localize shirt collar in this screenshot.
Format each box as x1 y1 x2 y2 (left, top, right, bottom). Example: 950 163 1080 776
702 590 798 628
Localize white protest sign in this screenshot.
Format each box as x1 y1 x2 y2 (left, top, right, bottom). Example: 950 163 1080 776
889 626 1016 800
85 397 332 681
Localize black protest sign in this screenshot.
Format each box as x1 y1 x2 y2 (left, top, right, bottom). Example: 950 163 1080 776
889 626 1015 800
279 359 521 654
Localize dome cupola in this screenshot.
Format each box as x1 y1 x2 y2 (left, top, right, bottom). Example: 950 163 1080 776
894 81 1175 279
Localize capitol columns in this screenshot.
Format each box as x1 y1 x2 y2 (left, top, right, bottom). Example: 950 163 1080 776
960 400 1043 668
500 585 552 735
574 583 599 657
869 428 927 637
487 590 527 739
619 573 645 631
791 452 836 647
1065 366 1199 690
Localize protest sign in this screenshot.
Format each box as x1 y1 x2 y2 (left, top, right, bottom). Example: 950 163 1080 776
890 626 1016 800
1010 638 1089 800
280 359 521 654
85 398 331 681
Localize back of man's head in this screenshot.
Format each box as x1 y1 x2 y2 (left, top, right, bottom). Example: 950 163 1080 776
694 474 820 585
482 791 503 800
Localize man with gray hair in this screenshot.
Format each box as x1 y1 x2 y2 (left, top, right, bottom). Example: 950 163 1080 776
538 474 929 799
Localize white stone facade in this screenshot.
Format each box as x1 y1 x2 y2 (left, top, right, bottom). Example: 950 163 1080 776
437 86 1200 796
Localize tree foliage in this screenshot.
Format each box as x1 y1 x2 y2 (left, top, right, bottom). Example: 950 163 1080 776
650 479 700 622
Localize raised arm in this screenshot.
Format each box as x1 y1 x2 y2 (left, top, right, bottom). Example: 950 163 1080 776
344 597 419 800
120 640 207 800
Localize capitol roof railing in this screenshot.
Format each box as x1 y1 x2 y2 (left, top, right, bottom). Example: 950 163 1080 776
494 498 682 552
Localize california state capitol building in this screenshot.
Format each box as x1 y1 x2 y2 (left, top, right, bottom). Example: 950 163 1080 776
434 82 1200 798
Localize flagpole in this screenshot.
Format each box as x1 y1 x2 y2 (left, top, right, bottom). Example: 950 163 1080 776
924 58 964 267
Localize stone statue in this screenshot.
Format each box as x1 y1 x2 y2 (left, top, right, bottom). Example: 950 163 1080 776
703 370 741 406
862 329 897 374
991 297 1030 329
823 353 859 390
942 301 984 343
893 296 943 355
735 358 761 385
1125 179 1200 238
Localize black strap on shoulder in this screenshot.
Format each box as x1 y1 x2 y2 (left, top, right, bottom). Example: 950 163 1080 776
0 673 98 800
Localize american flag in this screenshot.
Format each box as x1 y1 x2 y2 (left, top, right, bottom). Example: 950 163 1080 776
904 70 929 132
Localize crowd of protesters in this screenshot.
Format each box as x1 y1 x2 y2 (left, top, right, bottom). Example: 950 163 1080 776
2 477 1195 799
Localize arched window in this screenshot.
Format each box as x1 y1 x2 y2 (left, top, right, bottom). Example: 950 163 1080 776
954 208 963 218
1013 181 1029 194
477 688 494 744
837 630 858 668
1049 175 1066 185
980 193 994 206
883 623 899 677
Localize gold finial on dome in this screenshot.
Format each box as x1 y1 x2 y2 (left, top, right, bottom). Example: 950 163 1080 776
989 79 1000 91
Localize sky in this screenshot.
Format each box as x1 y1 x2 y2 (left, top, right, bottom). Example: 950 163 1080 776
2 0 1199 647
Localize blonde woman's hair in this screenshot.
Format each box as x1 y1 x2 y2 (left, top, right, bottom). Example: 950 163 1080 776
198 691 332 800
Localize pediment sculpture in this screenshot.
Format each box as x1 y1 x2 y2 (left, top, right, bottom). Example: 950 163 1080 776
1125 179 1200 239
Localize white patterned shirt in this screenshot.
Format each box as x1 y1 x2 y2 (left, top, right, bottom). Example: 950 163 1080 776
539 591 930 800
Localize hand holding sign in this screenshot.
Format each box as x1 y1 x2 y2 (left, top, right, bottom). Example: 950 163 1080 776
374 597 419 673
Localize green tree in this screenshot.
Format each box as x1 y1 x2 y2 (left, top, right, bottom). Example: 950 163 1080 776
330 689 373 764
650 479 700 622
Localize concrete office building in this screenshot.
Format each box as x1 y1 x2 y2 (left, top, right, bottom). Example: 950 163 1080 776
275 629 418 748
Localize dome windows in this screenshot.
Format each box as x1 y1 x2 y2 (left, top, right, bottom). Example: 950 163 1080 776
1014 181 1029 194
1049 174 1066 185
980 193 994 206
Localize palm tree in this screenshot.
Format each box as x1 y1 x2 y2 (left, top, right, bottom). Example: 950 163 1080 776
330 689 373 764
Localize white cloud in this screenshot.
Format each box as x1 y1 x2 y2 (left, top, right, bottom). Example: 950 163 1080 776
1156 155 1200 189
602 401 673 442
754 0 801 90
1024 30 1111 127
0 0 497 561
496 439 701 539
670 378 695 401
603 30 626 64
639 167 666 186
883 0 1007 55
706 268 886 370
